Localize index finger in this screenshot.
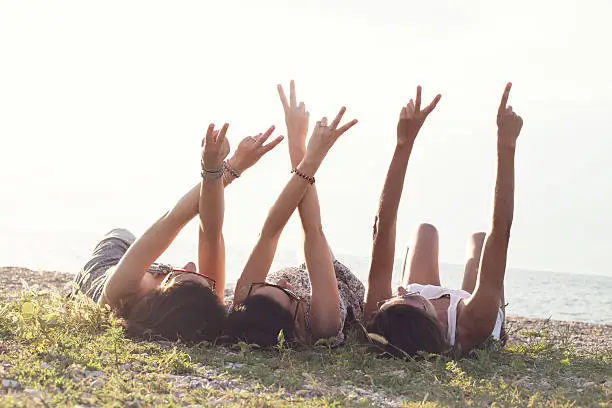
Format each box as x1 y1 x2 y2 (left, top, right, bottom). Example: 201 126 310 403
257 125 276 145
217 123 229 144
330 107 346 130
290 80 297 108
277 84 289 112
498 82 512 115
205 123 215 145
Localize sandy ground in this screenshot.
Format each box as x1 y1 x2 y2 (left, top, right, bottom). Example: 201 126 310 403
1 266 611 354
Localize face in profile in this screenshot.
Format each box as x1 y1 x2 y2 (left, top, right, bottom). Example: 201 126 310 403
160 265 216 292
378 287 439 323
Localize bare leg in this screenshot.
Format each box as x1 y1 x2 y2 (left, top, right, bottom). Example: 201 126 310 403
461 232 486 293
462 232 504 311
401 223 441 287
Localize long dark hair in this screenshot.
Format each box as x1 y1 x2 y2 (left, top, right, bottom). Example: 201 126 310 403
226 295 295 347
366 304 446 358
122 281 225 344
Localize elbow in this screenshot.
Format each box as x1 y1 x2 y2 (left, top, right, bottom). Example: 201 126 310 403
313 318 342 341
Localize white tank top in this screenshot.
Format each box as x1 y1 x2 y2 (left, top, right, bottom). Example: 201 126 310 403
405 284 504 346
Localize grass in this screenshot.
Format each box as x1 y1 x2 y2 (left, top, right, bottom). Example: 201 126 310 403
0 289 610 407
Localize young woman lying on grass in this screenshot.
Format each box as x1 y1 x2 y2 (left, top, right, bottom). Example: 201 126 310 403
72 124 283 343
228 81 364 347
364 83 523 358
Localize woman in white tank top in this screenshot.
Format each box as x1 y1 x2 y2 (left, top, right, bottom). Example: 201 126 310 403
363 83 522 358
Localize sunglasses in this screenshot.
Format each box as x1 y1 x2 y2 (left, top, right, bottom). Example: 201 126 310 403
160 268 216 290
247 282 304 326
376 291 421 310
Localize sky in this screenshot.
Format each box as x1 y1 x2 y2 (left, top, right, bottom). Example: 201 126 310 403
1 0 611 277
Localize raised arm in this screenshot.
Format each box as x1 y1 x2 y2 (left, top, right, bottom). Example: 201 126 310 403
364 87 441 318
101 125 283 307
198 124 284 299
233 107 358 305
198 124 230 299
460 83 523 347
278 80 341 339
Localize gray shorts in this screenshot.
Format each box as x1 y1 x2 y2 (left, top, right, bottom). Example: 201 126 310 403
72 228 136 302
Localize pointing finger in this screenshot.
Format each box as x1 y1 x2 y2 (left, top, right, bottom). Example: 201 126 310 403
277 84 289 112
204 123 216 145
330 107 346 130
499 82 512 116
257 125 276 145
217 123 229 145
290 80 297 108
415 86 422 112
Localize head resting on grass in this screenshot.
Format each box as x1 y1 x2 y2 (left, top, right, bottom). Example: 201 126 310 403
121 280 225 344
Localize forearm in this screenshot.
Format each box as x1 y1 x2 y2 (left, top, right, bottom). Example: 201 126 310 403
364 144 413 317
476 145 516 292
260 160 318 239
491 145 515 236
199 178 225 239
198 229 226 299
368 145 412 282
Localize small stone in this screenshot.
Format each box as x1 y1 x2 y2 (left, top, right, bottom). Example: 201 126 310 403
90 379 104 389
40 362 51 370
85 370 104 378
583 382 595 388
24 388 41 398
2 379 20 389
539 380 551 391
120 363 132 370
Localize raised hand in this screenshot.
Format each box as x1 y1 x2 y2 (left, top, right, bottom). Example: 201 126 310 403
397 86 441 147
278 80 310 145
304 107 357 168
201 123 230 170
227 126 284 174
497 83 523 149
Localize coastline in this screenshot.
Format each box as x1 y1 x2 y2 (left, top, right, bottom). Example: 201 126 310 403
1 266 610 407
1 266 610 353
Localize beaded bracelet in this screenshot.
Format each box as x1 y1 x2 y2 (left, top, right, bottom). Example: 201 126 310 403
223 161 241 179
291 168 315 185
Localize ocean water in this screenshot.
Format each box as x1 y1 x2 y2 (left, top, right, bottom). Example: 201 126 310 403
1 229 611 324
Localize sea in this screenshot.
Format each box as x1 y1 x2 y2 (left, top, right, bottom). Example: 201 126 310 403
1 229 611 325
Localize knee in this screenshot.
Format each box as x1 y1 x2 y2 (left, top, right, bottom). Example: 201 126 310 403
414 223 439 240
470 232 486 247
105 228 136 243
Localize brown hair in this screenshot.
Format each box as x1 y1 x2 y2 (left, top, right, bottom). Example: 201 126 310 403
122 281 225 343
226 295 295 348
366 304 446 358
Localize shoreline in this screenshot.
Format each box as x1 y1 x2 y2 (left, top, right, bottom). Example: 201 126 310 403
1 266 610 406
2 266 611 325
2 266 611 355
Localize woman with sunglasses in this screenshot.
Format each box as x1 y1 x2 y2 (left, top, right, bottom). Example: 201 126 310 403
364 83 523 358
228 82 362 347
72 123 283 343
